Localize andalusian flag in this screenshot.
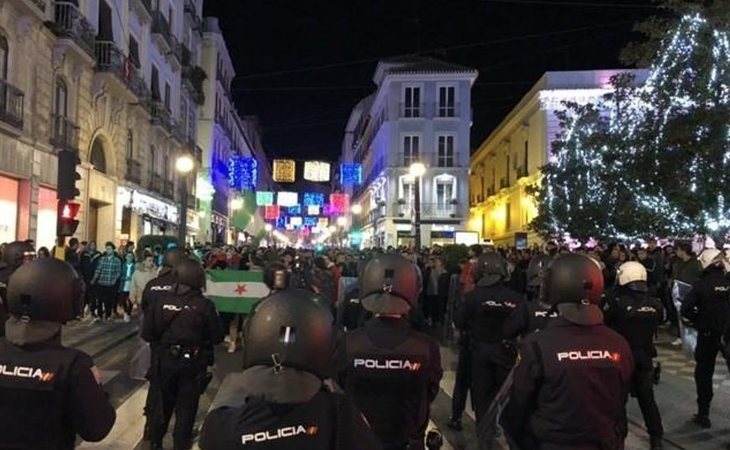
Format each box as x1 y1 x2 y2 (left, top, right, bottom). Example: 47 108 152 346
206 270 270 314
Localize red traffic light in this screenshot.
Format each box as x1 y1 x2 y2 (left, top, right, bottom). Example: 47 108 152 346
60 201 81 219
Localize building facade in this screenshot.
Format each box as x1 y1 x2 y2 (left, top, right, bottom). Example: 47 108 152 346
469 69 648 248
342 57 477 248
0 0 206 250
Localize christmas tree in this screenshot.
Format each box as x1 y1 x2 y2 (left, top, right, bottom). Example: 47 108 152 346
530 2 730 242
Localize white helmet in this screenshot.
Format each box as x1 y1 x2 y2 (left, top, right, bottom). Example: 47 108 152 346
698 248 726 271
617 262 648 291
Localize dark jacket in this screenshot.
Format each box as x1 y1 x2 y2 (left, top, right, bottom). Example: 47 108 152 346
681 269 730 334
502 317 634 449
455 284 522 345
140 268 176 314
604 288 663 368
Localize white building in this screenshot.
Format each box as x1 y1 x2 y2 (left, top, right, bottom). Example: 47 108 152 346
341 57 478 248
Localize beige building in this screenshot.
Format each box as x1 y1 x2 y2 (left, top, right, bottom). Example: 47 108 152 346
469 70 648 248
0 0 206 249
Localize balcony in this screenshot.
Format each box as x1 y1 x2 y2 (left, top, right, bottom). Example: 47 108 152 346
391 152 466 168
500 178 510 189
516 165 529 179
49 1 96 58
131 0 152 21
148 100 171 130
436 102 460 118
151 10 172 51
0 80 25 130
49 114 79 151
486 186 496 197
163 180 174 199
184 0 203 32
394 202 462 219
149 173 162 192
126 159 142 184
169 36 183 68
398 103 424 119
95 41 147 101
16 0 47 19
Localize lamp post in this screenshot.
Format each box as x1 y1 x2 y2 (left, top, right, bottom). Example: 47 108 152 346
409 161 426 250
176 154 194 246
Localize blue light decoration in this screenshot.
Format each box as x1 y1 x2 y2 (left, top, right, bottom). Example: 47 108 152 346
340 163 362 186
275 216 286 229
307 205 320 216
303 216 318 227
288 204 301 216
228 157 258 190
302 192 325 207
256 191 274 206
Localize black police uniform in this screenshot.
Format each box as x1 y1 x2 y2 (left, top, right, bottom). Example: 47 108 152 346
339 317 442 450
680 267 730 419
455 283 521 423
502 317 634 449
604 288 664 440
141 286 224 449
141 267 176 314
200 378 382 450
504 300 556 339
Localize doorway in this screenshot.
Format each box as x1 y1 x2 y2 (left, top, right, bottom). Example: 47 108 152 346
87 200 100 244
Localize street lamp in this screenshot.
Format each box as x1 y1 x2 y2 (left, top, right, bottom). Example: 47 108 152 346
408 161 426 250
351 204 362 215
176 153 195 246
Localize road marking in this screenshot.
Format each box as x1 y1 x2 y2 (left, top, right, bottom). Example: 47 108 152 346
77 385 149 450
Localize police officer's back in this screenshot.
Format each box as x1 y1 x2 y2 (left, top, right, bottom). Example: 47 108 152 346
141 258 224 450
680 249 730 429
0 241 35 337
338 254 442 450
200 289 382 450
502 254 634 450
0 258 115 449
140 247 187 314
604 262 664 449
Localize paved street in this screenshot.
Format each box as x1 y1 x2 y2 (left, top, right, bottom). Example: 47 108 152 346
59 319 730 450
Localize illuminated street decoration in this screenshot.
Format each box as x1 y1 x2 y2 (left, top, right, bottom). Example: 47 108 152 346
288 204 301 215
256 191 274 206
277 191 298 207
272 159 296 183
290 216 303 227
307 205 320 216
228 156 257 190
340 163 362 185
264 205 281 220
304 216 317 227
330 193 350 214
302 192 325 206
303 161 331 182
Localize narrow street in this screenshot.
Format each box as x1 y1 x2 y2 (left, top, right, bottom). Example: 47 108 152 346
63 320 724 450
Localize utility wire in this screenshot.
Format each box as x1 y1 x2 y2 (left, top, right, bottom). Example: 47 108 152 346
233 20 635 81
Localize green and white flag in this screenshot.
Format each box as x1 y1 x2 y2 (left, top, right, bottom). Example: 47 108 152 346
206 270 269 314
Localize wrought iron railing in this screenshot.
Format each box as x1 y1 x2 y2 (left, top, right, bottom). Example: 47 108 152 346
50 114 79 150
50 1 95 56
0 80 24 129
151 10 172 47
126 159 142 184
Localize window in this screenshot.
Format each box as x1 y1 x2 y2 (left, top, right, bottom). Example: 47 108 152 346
403 135 419 166
163 153 169 181
150 146 156 175
168 5 173 30
523 140 529 176
151 65 160 100
505 155 510 186
436 179 454 209
54 78 67 117
90 138 107 174
505 203 511 229
403 86 421 117
126 129 134 159
129 36 140 68
437 135 454 167
401 180 415 205
164 82 171 111
438 86 456 117
0 35 8 79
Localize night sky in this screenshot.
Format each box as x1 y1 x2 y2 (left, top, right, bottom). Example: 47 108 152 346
203 0 660 162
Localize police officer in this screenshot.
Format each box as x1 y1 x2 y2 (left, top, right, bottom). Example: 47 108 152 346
0 240 36 336
141 247 187 314
681 248 730 429
454 252 521 447
338 253 442 450
604 261 664 450
141 258 224 450
525 254 551 303
0 258 115 449
199 289 382 450
502 253 634 450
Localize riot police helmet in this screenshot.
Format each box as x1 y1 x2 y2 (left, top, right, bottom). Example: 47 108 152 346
473 252 509 287
526 254 552 288
617 261 648 292
2 241 35 270
359 253 420 315
698 248 727 272
6 258 83 322
163 247 187 268
541 253 604 325
173 258 206 290
243 289 333 379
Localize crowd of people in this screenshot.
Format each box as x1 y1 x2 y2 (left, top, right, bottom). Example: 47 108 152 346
0 235 728 450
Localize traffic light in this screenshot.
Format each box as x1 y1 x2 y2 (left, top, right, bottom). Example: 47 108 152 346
57 200 80 237
57 150 81 200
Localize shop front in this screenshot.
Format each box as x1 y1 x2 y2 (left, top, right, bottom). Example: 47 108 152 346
36 187 58 251
117 187 179 244
429 225 457 247
0 176 20 244
211 212 228 245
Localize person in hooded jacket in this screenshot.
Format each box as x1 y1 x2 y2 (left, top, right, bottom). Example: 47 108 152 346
454 252 522 449
0 258 115 449
604 261 664 450
338 253 442 450
141 258 224 450
199 288 382 450
502 253 634 450
681 248 730 429
0 241 36 336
